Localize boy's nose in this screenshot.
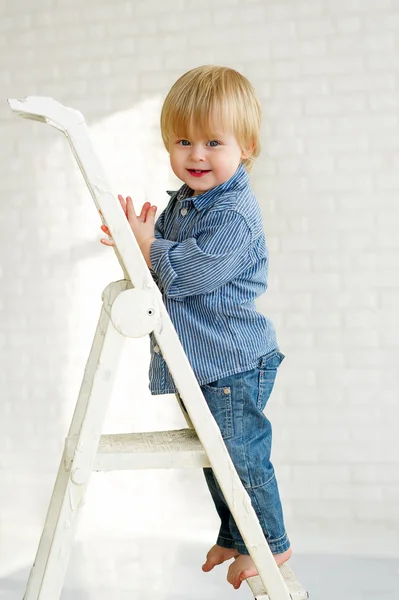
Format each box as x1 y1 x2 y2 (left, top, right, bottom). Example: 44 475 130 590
189 145 206 161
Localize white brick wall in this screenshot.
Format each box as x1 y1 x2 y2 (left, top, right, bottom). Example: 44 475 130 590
1 0 398 556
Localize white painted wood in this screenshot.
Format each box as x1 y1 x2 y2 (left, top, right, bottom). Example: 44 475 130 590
23 287 126 600
110 288 161 338
94 429 210 471
9 97 291 600
175 393 195 429
247 570 309 600
247 575 272 599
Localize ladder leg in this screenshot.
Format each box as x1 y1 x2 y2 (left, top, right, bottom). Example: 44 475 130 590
23 281 128 600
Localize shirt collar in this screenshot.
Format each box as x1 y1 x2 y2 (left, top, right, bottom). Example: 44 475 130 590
166 163 249 211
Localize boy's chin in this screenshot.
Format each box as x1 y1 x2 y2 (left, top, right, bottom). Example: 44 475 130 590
183 177 212 190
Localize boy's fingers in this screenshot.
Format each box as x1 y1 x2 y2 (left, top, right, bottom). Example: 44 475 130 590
146 205 157 223
126 196 138 225
118 194 127 214
100 238 115 246
138 202 152 222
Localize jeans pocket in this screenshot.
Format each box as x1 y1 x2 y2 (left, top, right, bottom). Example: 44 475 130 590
257 351 285 411
260 350 285 376
201 383 234 440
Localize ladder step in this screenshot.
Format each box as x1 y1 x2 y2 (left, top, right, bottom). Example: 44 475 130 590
94 428 211 471
247 575 269 599
247 567 309 600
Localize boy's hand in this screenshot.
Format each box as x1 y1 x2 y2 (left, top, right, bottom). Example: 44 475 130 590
100 195 157 268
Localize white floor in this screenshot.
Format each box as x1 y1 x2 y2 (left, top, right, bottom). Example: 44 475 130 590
1 536 398 600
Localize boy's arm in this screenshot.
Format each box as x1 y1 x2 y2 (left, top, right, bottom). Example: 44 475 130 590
150 210 252 299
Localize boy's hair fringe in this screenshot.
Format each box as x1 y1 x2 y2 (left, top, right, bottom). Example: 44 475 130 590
160 65 261 172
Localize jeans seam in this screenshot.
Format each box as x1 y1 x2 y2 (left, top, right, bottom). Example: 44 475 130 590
239 376 251 490
257 368 264 410
218 535 235 543
268 532 288 543
247 470 276 491
268 533 291 554
226 389 234 439
217 536 236 548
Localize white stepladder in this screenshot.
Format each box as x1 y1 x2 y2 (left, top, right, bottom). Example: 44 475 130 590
8 97 300 600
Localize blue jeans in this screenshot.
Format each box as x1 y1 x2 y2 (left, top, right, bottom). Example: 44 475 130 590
200 350 290 555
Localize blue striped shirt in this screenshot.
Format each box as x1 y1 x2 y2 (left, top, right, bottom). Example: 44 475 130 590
149 163 278 394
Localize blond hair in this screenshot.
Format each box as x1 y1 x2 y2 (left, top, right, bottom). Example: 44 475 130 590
160 65 261 171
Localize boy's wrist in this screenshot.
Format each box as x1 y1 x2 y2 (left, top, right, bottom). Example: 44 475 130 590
140 237 156 268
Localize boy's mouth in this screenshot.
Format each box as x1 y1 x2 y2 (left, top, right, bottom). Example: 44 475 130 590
187 169 211 177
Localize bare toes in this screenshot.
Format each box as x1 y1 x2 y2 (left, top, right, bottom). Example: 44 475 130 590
202 559 215 573
227 563 241 589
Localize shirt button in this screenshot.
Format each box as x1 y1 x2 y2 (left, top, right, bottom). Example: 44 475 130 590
153 345 160 353
180 208 188 216
223 387 230 395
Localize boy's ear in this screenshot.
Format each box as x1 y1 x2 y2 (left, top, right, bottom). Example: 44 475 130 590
241 141 255 160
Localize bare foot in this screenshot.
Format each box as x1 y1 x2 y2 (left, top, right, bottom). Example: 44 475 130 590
227 547 293 589
202 544 239 572
227 554 258 589
274 546 292 566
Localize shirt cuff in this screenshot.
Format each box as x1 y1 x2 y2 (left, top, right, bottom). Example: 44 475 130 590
150 238 179 295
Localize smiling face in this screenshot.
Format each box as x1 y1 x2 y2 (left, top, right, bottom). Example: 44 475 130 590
168 128 246 196
160 66 262 185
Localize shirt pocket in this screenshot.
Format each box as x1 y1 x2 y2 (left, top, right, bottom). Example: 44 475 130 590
201 383 234 440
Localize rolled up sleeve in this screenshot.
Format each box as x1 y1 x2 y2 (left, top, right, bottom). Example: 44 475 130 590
150 210 252 299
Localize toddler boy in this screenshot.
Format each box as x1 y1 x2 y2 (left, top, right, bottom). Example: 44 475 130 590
101 65 307 596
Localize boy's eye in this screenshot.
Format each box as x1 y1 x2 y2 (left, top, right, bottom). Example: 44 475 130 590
208 140 220 147
179 139 191 146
